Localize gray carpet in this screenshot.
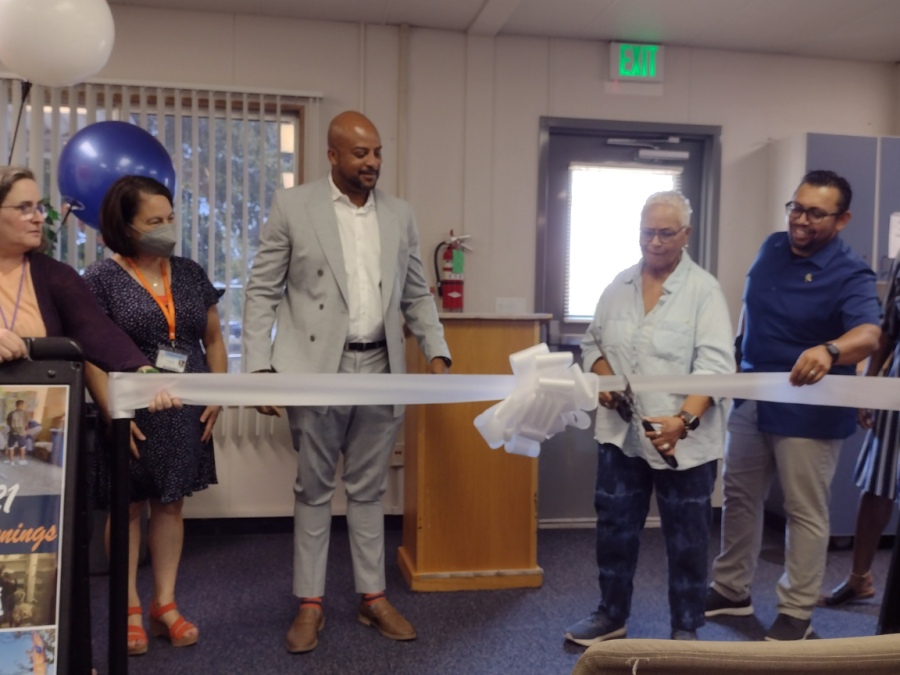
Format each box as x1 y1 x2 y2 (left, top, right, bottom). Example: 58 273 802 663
88 516 892 675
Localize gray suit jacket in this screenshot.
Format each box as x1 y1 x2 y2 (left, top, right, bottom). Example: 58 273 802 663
243 177 450 413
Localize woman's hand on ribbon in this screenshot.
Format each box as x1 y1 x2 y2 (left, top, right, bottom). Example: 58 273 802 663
429 358 450 374
129 422 146 459
789 345 831 386
137 367 184 412
200 405 221 442
858 408 875 430
147 390 182 412
0 329 27 362
598 391 620 409
642 415 685 457
255 405 282 417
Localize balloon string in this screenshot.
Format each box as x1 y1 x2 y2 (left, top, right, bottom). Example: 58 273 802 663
59 204 74 228
8 81 33 165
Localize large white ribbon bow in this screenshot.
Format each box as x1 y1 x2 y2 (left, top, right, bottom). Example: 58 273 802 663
474 344 599 457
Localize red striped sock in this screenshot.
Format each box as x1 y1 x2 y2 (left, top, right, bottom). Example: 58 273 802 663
363 592 385 607
300 597 322 610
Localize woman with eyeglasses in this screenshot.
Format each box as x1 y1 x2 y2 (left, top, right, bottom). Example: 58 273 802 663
565 191 735 645
83 175 226 656
0 165 179 673
0 167 168 373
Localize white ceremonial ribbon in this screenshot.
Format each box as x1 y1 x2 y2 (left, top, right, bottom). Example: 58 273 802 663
108 344 900 457
108 372 516 419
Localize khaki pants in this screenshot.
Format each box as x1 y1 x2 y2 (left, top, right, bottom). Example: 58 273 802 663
711 401 842 620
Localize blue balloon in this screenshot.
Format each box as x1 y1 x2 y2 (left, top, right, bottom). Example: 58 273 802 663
57 121 176 230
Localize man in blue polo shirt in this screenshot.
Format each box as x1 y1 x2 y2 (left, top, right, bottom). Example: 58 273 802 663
705 170 881 641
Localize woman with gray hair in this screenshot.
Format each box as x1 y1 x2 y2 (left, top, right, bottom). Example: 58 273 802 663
565 191 735 644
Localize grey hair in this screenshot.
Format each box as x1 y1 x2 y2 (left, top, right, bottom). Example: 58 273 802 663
641 191 692 227
0 166 35 206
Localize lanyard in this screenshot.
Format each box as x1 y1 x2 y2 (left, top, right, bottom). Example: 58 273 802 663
126 258 175 342
0 258 27 332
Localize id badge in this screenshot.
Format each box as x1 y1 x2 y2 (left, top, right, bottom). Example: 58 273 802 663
156 346 188 373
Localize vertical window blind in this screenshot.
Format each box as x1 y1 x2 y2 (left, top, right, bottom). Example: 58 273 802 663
0 79 321 371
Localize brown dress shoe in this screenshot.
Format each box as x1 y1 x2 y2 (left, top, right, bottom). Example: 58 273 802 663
358 598 416 640
286 605 325 653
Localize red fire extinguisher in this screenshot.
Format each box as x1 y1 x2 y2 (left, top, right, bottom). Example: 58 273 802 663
434 230 472 312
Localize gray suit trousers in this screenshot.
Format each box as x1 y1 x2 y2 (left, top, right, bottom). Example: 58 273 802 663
287 347 403 597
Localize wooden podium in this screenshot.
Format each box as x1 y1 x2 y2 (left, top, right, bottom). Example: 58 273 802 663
398 314 551 591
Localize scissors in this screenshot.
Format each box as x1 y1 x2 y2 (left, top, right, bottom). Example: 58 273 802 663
588 330 679 469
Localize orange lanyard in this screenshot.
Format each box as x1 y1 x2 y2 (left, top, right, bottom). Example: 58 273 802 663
126 258 175 342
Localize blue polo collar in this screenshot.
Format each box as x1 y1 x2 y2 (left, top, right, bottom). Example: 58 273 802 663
774 232 842 269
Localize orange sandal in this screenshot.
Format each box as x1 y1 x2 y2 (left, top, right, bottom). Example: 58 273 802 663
127 606 148 656
149 601 198 647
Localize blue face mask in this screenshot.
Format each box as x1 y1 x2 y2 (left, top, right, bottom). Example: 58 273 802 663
131 222 176 258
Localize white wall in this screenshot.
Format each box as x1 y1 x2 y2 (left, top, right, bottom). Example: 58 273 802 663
23 5 900 322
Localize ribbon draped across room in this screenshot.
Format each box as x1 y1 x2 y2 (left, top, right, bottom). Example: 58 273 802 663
107 344 900 457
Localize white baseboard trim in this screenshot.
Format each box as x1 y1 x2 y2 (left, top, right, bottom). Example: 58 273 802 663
538 516 661 529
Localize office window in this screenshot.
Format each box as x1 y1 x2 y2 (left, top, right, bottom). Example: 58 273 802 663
1 80 311 372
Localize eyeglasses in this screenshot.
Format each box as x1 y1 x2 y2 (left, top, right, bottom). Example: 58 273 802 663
785 201 842 225
639 226 686 243
0 203 47 220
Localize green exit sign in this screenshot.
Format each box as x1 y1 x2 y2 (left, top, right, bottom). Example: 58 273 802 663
610 42 665 82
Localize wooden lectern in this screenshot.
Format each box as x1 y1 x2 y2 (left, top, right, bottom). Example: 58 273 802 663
399 314 551 591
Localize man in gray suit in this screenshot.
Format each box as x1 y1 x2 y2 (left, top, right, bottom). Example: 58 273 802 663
243 111 451 653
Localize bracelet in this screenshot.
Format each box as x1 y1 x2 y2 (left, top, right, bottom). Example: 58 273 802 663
138 367 160 374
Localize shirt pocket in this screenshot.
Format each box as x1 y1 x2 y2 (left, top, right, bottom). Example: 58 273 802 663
649 319 694 365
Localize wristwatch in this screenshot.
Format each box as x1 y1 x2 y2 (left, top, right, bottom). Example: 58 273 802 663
676 411 700 439
823 342 840 363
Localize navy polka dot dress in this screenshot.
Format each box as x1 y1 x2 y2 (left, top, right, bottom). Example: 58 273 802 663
85 256 223 505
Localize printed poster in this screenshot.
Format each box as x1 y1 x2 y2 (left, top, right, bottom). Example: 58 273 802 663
0 386 69 675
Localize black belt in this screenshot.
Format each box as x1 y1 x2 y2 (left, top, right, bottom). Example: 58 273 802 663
345 340 387 352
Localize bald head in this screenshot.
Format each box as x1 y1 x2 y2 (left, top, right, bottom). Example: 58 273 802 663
327 111 382 201
328 111 378 149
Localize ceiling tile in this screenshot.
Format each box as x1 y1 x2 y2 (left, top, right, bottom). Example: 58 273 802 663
108 0 900 62
501 0 618 39
254 0 390 23
685 0 890 55
792 0 900 61
384 0 487 31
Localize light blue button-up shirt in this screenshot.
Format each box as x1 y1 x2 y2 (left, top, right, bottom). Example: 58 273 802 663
580 252 735 470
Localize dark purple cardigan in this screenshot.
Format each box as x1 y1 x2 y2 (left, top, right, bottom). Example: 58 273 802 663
27 251 150 372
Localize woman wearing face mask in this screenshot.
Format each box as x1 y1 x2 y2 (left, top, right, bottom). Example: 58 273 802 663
84 175 226 656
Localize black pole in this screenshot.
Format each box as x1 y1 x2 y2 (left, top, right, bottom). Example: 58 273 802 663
8 80 32 164
109 417 131 674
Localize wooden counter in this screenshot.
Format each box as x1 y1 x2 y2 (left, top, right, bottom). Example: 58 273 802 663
399 314 551 591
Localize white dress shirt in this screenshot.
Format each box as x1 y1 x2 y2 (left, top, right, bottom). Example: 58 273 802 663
579 252 735 470
329 174 385 343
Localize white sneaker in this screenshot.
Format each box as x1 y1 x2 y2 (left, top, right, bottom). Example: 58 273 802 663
17 460 27 465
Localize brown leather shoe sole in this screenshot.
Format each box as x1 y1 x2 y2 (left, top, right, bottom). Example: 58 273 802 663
358 611 416 640
286 615 325 653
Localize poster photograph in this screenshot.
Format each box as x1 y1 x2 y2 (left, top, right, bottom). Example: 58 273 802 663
0 387 69 675
0 630 55 675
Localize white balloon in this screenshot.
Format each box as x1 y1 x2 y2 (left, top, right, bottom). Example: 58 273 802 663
0 0 115 87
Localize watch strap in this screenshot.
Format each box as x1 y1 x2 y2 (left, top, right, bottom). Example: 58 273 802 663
676 411 699 439
823 342 840 363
